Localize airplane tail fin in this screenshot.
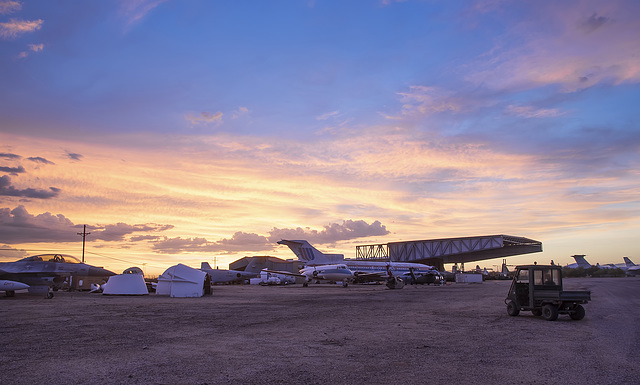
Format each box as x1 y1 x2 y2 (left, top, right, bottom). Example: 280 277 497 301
623 257 636 267
572 255 591 268
501 262 510 275
277 240 344 265
201 262 213 270
244 257 268 274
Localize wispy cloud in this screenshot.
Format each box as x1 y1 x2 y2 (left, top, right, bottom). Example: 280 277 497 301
0 1 21 15
119 0 168 26
465 2 640 92
27 156 54 165
505 105 566 118
66 152 83 161
185 111 224 126
316 110 340 121
0 152 21 160
578 12 610 33
0 18 43 40
17 42 44 59
397 86 463 117
0 165 25 174
0 176 60 199
231 106 249 119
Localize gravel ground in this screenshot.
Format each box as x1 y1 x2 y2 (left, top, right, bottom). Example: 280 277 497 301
1 277 638 384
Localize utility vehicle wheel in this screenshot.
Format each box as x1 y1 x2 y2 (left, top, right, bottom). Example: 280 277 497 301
303 282 309 287
46 292 54 299
506 300 520 316
531 309 542 316
542 304 558 321
569 305 585 320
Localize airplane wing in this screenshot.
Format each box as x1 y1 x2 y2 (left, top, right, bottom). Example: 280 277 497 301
352 271 388 282
262 269 307 278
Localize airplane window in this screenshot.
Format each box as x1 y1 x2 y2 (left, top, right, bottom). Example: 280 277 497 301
19 256 44 262
39 254 81 263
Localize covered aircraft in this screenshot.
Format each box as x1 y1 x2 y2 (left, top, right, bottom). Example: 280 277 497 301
0 254 115 298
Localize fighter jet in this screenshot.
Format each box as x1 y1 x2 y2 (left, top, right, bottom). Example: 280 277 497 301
0 254 115 298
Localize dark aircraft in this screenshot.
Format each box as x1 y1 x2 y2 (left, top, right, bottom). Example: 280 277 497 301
0 254 115 298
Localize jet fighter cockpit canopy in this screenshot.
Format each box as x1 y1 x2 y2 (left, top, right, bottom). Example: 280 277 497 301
18 254 82 264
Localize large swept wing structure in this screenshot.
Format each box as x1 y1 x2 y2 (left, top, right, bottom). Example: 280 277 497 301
356 235 542 271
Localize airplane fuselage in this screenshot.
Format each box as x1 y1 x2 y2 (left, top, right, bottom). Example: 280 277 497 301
300 264 353 282
342 260 434 277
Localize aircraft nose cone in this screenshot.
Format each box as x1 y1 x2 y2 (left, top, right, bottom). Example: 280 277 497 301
88 267 116 276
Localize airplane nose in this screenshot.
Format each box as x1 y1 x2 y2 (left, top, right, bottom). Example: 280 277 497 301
88 267 116 276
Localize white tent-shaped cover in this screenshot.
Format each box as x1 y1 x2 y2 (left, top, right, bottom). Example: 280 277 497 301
102 268 149 295
156 263 206 297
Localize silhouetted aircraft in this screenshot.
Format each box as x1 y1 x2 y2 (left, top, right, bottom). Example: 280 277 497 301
200 257 266 284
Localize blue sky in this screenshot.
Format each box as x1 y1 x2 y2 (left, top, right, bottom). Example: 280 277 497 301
1 0 639 274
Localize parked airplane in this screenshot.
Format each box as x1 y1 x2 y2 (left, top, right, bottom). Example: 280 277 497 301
277 240 437 284
565 255 638 274
565 255 591 269
200 257 267 284
1 279 29 297
623 257 640 276
0 254 115 298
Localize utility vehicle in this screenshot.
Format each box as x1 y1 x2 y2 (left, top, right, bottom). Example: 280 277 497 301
505 265 590 321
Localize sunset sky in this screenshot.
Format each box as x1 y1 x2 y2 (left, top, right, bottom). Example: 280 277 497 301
1 0 639 275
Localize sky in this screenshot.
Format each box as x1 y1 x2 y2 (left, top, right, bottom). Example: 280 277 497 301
1 0 639 275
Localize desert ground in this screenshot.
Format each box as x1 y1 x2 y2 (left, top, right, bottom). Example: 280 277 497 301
1 277 639 385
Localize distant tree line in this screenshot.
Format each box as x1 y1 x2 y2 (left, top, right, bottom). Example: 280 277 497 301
562 266 626 278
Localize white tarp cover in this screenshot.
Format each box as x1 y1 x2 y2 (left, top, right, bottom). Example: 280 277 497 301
156 263 206 297
102 273 149 295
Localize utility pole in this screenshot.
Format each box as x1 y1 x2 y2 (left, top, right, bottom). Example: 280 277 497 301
77 225 91 263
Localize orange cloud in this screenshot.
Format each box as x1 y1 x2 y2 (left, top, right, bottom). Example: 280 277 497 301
0 1 21 15
0 18 43 39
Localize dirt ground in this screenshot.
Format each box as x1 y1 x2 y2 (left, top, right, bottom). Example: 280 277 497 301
1 277 639 385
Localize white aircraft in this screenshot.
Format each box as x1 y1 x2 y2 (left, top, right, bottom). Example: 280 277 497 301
623 257 640 276
566 255 638 274
1 279 29 297
277 240 436 286
565 255 591 269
